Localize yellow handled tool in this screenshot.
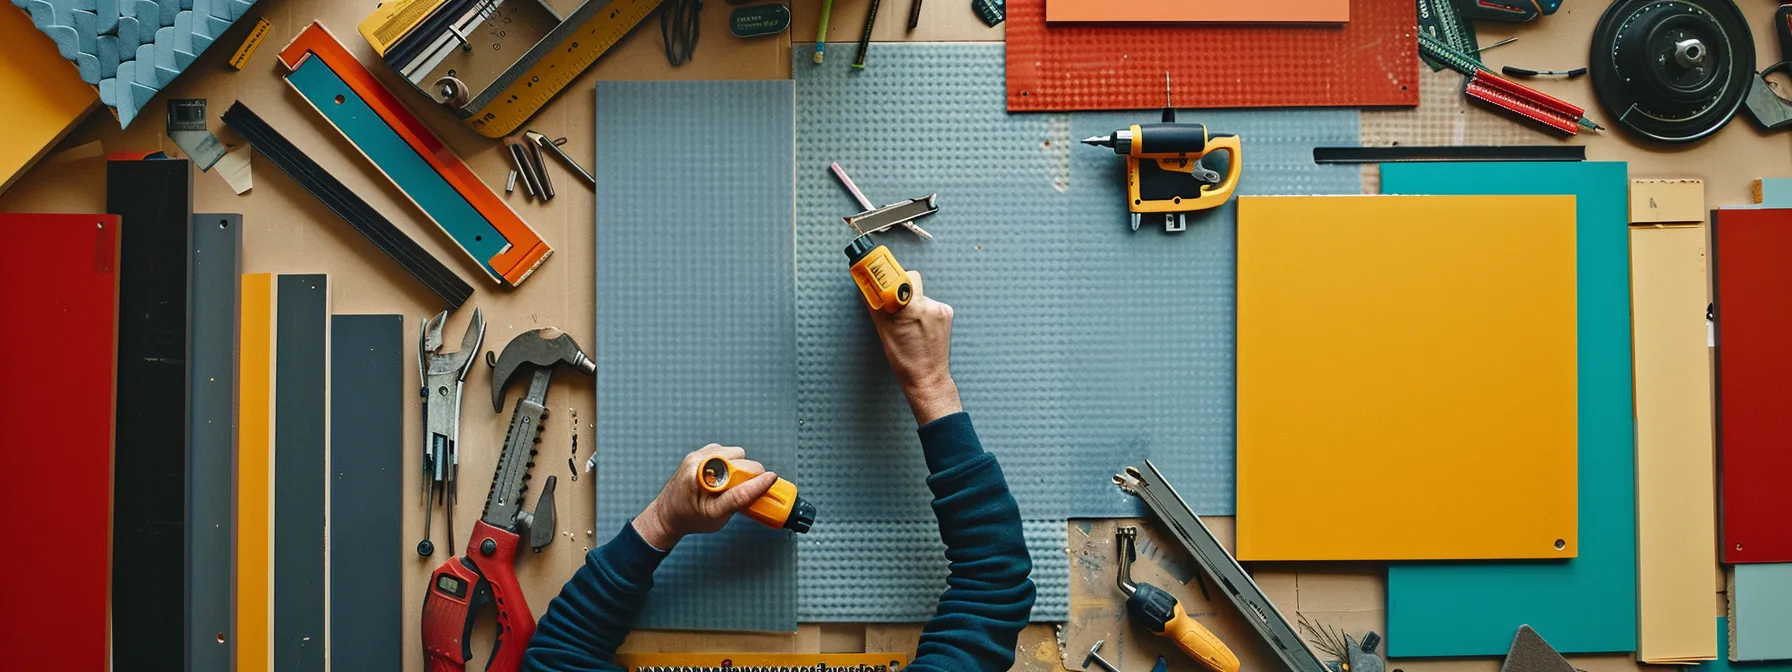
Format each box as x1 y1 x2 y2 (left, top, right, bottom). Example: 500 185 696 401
1081 74 1243 233
1118 526 1241 672
697 457 815 533
846 234 912 314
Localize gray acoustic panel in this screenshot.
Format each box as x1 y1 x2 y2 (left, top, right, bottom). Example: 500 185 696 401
188 213 240 672
274 274 327 671
594 80 798 632
791 42 1361 620
329 315 404 669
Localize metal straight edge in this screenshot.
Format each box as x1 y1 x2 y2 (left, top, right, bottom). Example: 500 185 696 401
108 157 193 672
274 274 330 672
846 194 938 234
328 314 405 670
219 102 473 308
189 213 242 672
1313 145 1586 164
1131 460 1331 672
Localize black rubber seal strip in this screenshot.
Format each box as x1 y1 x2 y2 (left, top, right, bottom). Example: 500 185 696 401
275 275 329 672
1313 145 1587 164
108 157 192 672
221 102 473 308
329 315 405 670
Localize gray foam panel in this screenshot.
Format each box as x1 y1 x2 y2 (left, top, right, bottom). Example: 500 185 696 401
594 80 799 632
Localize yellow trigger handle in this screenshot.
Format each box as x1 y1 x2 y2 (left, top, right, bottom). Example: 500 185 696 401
1198 135 1243 205
696 456 815 533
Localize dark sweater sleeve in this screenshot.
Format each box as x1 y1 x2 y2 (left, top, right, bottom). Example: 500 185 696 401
522 521 669 672
906 412 1038 672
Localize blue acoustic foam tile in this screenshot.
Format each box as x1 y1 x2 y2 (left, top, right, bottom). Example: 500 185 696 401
1382 161 1637 656
791 41 1360 621
594 80 798 632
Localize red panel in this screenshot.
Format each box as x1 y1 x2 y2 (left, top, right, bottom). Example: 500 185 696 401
1715 207 1792 564
0 213 119 670
1005 0 1418 111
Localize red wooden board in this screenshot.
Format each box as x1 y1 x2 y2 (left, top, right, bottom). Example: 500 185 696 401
1714 207 1792 564
0 213 119 669
1005 0 1418 111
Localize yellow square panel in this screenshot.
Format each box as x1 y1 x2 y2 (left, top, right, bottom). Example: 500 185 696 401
1236 195 1579 561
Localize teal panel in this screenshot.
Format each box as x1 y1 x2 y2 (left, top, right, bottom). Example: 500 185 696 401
285 58 507 282
1699 618 1792 669
1382 161 1637 656
1733 565 1792 661
1758 178 1792 207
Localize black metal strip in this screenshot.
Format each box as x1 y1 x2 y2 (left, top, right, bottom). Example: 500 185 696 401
1313 145 1587 164
1126 460 1331 672
189 214 241 672
108 158 192 672
329 314 405 670
275 275 329 672
220 102 473 308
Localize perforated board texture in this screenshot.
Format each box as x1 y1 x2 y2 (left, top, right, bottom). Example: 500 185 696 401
1003 0 1416 112
594 79 798 632
10 0 258 126
793 42 1360 621
1383 162 1638 656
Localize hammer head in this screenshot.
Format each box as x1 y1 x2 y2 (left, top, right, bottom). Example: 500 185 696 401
490 327 596 412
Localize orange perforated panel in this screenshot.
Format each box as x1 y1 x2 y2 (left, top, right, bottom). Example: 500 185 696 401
1006 0 1418 111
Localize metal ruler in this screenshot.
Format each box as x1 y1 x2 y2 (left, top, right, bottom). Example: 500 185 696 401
1115 460 1331 672
360 0 665 138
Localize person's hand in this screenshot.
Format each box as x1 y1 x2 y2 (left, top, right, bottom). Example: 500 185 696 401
868 270 963 425
632 444 779 550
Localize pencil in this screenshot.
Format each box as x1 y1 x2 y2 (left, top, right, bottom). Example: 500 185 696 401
814 0 834 64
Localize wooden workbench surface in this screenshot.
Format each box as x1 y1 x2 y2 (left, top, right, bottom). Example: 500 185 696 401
1 0 1786 669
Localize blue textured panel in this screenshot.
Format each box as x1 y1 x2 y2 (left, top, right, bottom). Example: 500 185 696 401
286 58 510 284
1696 618 1792 671
594 80 797 632
792 42 1359 621
1732 565 1792 661
1383 162 1637 656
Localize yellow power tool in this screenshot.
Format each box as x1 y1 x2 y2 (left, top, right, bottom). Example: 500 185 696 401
697 457 815 533
1118 526 1241 672
1082 76 1242 233
846 235 912 314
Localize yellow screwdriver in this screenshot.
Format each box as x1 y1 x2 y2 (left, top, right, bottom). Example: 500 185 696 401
1118 526 1241 672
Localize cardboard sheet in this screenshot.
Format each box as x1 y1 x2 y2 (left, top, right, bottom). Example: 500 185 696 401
594 80 798 632
791 42 1360 620
1730 565 1792 661
1713 207 1792 564
1234 195 1579 562
1630 224 1720 664
1045 0 1347 24
1383 162 1637 656
0 213 118 672
1005 0 1415 111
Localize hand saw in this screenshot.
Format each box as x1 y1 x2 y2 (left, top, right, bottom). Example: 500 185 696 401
359 0 665 138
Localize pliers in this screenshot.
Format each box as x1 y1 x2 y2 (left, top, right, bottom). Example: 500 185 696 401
416 308 485 557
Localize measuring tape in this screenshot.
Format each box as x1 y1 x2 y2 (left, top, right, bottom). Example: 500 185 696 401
462 0 665 137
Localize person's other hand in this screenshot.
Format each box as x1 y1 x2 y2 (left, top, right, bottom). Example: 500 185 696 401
632 444 778 550
868 271 963 425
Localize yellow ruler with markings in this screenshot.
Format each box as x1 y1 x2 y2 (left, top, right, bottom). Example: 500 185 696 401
358 0 664 138
612 653 909 671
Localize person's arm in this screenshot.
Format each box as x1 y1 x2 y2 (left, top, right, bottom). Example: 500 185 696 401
867 272 1037 672
524 446 779 672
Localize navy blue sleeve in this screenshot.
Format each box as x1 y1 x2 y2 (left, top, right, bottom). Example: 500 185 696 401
907 412 1038 672
522 521 669 672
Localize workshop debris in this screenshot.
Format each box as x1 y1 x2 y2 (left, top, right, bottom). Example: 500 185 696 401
166 99 226 170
